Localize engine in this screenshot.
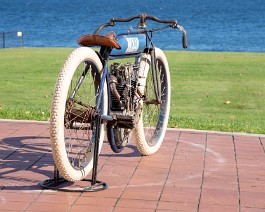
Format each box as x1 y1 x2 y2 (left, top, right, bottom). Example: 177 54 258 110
109 62 139 113
109 62 143 148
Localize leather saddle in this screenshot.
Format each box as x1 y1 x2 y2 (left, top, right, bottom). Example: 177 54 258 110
78 32 121 49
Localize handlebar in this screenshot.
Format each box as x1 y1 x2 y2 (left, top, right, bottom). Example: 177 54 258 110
111 14 177 29
94 14 188 48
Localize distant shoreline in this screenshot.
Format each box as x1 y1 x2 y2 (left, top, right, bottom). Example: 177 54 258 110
0 47 265 54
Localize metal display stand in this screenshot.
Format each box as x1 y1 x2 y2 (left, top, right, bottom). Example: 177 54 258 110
39 117 108 192
39 166 108 192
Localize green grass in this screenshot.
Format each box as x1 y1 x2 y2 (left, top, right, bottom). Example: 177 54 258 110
167 51 265 133
0 48 264 133
0 48 73 121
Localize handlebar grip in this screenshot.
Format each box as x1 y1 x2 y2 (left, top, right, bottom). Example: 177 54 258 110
182 31 188 48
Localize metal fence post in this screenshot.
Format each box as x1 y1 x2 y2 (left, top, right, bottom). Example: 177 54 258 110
2 32 5 48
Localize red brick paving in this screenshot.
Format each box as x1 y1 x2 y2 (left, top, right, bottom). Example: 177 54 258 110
0 119 265 211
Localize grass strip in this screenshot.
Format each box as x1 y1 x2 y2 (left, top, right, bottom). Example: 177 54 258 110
0 48 264 133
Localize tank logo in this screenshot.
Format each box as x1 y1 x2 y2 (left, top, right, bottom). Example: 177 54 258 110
125 37 139 53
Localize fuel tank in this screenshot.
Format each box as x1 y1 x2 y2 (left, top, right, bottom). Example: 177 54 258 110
110 34 146 57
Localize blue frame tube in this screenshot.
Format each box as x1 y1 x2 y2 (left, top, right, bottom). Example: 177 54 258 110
95 61 108 112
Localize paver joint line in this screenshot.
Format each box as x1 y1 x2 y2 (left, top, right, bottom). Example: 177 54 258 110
154 131 181 211
232 135 242 212
196 133 208 212
259 137 265 154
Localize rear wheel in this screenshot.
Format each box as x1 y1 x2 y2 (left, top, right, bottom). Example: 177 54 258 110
50 47 107 182
134 48 170 155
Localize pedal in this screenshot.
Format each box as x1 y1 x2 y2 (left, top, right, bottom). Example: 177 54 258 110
113 114 134 129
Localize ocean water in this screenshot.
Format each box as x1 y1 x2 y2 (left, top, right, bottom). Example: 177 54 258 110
0 0 264 52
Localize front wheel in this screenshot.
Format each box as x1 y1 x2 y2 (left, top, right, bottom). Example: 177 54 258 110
134 48 171 155
50 47 107 182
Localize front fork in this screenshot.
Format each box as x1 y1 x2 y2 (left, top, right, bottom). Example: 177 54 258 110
150 48 161 104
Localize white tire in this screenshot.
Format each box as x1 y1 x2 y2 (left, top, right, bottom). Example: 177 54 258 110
50 47 107 182
134 48 171 155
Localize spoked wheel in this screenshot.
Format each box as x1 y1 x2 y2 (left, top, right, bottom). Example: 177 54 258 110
50 47 107 182
107 114 131 153
134 48 171 155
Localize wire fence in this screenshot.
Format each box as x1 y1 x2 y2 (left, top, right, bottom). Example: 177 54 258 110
0 31 24 48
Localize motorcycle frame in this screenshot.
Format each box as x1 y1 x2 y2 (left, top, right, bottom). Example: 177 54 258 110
92 29 161 152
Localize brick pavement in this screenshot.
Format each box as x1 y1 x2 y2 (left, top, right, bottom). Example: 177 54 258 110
0 119 264 211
